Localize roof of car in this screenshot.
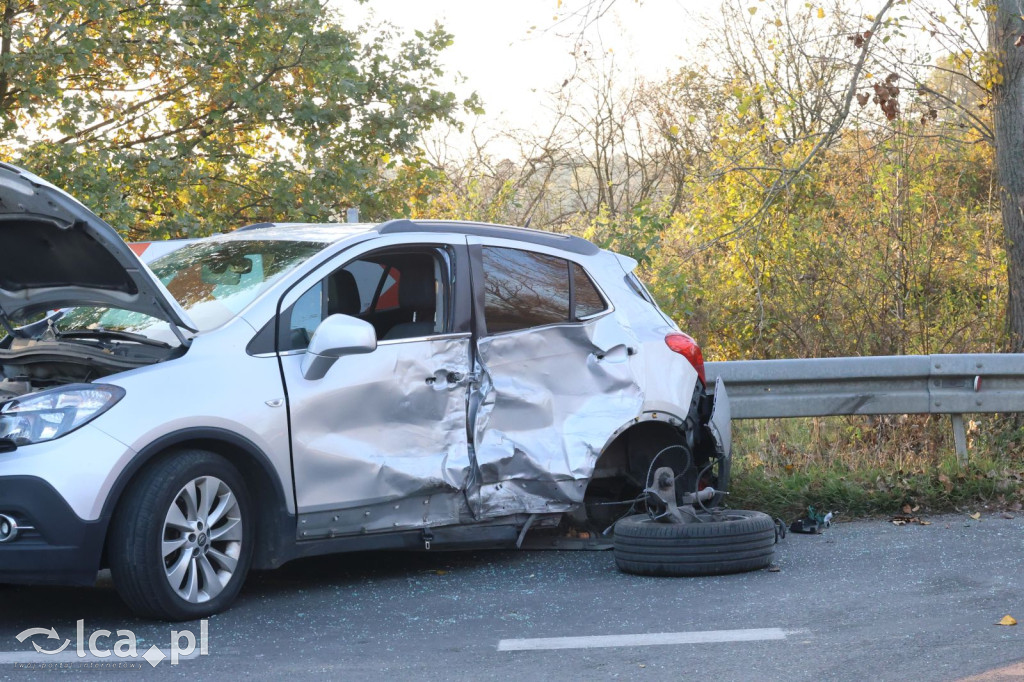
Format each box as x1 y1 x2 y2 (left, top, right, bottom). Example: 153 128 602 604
375 219 600 255
217 222 372 243
224 219 600 255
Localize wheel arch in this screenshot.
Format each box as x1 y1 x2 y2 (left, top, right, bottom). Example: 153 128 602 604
581 380 719 527
580 414 692 528
100 428 294 571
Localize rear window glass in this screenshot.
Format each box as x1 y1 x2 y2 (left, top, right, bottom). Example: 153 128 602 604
482 247 570 333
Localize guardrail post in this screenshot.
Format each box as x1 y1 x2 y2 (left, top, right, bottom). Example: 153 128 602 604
951 414 968 466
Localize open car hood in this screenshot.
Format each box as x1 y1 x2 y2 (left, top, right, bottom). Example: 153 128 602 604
0 163 196 333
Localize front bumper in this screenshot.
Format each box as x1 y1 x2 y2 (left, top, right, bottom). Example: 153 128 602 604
0 476 105 585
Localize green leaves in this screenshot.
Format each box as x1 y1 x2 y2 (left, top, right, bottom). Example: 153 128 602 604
1 0 472 237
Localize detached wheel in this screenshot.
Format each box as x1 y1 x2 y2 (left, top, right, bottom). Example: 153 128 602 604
613 510 775 577
109 450 254 620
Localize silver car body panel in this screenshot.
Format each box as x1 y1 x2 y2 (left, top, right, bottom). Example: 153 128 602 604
461 236 699 519
80 316 294 516
283 334 473 517
0 424 136 520
274 234 475 533
470 320 644 517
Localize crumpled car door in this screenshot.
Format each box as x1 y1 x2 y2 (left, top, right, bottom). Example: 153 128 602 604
465 244 644 519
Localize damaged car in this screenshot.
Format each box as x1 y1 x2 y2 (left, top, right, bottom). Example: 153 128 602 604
0 163 758 620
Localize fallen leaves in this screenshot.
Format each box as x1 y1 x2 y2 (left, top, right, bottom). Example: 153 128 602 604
891 503 932 527
891 515 931 526
969 512 981 520
998 615 1017 626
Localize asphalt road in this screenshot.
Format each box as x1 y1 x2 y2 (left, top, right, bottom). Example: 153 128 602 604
1 513 1023 681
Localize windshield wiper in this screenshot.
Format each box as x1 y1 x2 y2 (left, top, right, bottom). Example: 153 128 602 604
57 328 172 349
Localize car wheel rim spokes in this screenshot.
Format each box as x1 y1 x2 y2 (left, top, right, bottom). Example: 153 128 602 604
162 475 243 603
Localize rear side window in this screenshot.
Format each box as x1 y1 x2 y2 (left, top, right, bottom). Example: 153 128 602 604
482 247 570 333
572 263 607 319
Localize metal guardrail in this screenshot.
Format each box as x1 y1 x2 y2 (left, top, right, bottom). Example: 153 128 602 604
706 354 1024 464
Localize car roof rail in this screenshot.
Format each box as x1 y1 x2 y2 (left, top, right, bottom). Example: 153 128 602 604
375 219 600 256
234 222 276 232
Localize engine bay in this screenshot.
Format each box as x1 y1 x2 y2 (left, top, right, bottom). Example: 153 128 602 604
0 335 180 399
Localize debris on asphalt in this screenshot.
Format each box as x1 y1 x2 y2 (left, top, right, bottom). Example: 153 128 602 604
891 515 932 526
774 517 787 542
997 615 1017 626
789 506 833 534
970 512 982 520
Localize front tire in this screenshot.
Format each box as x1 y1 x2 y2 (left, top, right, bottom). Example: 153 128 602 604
109 449 254 620
613 510 775 577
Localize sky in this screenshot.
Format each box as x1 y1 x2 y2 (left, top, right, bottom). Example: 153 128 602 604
341 0 712 155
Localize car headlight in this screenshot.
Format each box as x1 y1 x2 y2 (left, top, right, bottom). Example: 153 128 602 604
0 384 125 447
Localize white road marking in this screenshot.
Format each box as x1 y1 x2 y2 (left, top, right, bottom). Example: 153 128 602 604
497 627 790 651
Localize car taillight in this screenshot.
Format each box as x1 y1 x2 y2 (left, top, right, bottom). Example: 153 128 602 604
665 332 705 386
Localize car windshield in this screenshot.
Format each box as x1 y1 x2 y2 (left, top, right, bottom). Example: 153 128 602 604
56 239 327 340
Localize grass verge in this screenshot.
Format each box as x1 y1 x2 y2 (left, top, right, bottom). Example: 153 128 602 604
726 415 1024 520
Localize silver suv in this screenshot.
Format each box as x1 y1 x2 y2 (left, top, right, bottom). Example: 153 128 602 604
0 164 730 620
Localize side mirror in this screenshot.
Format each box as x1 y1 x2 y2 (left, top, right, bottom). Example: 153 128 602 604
300 314 377 380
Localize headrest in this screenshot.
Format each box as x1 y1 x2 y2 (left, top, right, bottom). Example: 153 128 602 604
328 269 361 316
398 261 436 312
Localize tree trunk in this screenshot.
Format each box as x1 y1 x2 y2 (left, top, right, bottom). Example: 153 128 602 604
0 1 14 112
991 2 1024 352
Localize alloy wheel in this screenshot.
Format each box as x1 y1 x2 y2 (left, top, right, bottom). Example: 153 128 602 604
161 476 243 603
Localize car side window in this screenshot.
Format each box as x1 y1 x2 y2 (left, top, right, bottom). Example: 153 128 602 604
571 263 608 319
345 260 388 313
287 281 325 349
280 248 451 351
482 247 570 333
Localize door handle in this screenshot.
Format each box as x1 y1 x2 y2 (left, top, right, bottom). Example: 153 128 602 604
445 371 479 386
593 345 636 362
426 370 476 386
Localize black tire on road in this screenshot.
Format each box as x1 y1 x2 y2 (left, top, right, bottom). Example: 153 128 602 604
108 449 254 621
613 510 775 577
